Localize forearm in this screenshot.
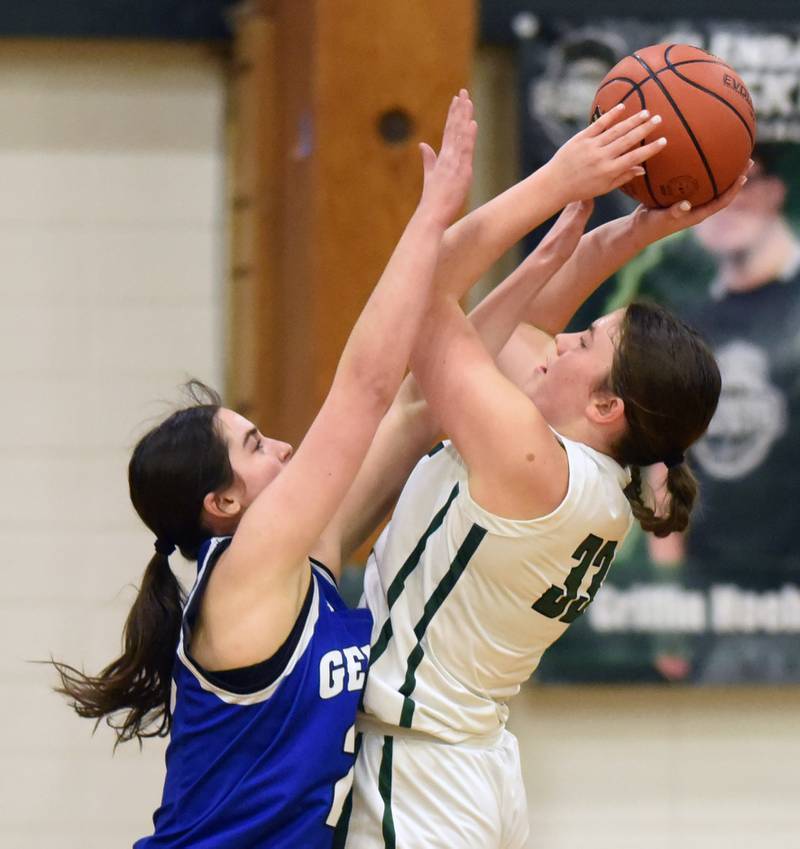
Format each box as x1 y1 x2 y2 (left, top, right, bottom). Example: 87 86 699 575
466 255 554 358
332 392 435 562
433 106 659 302
403 200 590 418
327 207 582 563
523 208 665 335
368 257 547 458
434 162 570 301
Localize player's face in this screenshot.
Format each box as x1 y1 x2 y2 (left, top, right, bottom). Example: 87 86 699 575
215 408 293 510
527 309 624 429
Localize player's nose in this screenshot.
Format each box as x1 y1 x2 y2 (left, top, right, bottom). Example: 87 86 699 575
554 333 574 355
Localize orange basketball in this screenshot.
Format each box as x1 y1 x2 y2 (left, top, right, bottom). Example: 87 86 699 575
591 43 756 208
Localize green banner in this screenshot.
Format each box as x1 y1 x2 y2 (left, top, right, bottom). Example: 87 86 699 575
518 18 800 683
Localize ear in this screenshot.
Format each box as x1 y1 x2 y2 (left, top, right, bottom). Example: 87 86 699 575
202 489 243 522
587 389 625 428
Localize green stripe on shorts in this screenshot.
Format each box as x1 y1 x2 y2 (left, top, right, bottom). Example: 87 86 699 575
379 736 396 849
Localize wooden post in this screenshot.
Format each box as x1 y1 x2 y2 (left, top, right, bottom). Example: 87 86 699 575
230 0 475 445
227 1 282 424
278 0 476 442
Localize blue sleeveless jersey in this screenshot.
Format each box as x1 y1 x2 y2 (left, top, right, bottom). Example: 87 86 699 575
135 537 372 849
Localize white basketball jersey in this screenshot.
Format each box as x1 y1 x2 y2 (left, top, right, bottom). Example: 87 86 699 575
361 436 633 742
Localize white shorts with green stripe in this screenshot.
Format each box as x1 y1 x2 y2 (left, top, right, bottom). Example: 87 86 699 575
334 720 529 849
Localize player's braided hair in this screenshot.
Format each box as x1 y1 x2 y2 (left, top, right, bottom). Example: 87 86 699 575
608 301 721 538
51 380 233 745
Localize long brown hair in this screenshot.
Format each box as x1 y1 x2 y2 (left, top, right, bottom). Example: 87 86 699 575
609 301 721 538
51 381 233 744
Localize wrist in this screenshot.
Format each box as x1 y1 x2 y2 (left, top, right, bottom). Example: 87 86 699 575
631 202 691 249
622 207 657 253
411 202 455 235
534 161 574 209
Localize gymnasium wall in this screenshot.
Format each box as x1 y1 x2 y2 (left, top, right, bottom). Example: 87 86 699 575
0 38 797 849
0 41 226 848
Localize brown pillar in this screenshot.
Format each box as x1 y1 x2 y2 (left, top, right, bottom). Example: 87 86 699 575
229 0 476 444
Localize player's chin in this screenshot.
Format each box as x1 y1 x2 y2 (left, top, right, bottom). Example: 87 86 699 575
526 377 550 407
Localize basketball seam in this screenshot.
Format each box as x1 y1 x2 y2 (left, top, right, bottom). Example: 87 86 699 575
663 58 728 71
597 58 729 96
663 45 754 147
634 47 719 200
595 75 661 207
597 75 645 95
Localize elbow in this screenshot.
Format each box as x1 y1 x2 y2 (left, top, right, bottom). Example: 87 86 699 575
363 376 395 415
341 355 397 414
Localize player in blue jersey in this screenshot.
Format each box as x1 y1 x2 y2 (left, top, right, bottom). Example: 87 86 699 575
51 90 478 849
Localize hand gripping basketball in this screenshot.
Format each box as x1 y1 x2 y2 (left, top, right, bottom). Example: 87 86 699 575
547 104 668 203
591 43 756 208
629 159 752 243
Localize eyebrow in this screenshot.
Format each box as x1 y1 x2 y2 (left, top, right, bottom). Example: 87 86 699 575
243 426 258 449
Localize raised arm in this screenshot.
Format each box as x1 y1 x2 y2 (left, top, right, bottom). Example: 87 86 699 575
316 108 667 563
516 166 752 336
408 208 595 519
407 169 751 521
493 165 750 394
317 203 594 565
433 105 665 299
199 91 477 668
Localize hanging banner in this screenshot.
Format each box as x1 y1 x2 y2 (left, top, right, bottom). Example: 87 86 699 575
517 17 800 683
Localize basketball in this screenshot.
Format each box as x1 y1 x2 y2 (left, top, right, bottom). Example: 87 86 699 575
591 43 756 208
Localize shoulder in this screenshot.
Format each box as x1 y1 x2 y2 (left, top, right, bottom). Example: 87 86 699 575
558 435 630 493
464 420 568 521
403 440 469 489
178 561 370 701
560 437 633 531
455 433 631 535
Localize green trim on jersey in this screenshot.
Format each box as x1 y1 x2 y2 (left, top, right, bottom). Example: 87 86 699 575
398 523 488 727
379 736 396 849
370 483 460 666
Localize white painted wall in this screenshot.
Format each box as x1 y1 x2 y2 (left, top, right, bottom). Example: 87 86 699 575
510 685 800 849
0 41 226 847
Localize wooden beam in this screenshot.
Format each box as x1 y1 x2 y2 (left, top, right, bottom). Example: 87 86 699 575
274 0 475 442
227 2 282 426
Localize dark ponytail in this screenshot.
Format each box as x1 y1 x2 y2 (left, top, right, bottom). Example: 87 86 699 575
609 302 721 538
52 381 234 745
622 463 698 538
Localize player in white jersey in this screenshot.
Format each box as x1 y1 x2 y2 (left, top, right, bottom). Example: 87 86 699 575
320 121 752 845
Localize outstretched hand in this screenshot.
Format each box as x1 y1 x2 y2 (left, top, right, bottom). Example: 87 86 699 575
418 89 478 228
630 160 753 240
531 199 595 272
548 105 666 203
